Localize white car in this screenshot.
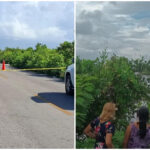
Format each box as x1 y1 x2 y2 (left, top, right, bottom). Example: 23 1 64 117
65 64 74 95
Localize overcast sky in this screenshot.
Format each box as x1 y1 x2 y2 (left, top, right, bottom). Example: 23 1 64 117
0 1 74 50
76 1 150 60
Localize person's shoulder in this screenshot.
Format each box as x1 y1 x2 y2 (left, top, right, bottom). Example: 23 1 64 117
96 116 100 120
126 122 137 131
106 121 113 125
95 117 100 123
131 122 136 126
105 121 114 128
128 122 136 127
106 120 115 126
93 117 100 122
91 117 100 125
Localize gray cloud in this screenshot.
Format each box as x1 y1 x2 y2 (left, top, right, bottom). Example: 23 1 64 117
77 20 93 35
76 1 150 60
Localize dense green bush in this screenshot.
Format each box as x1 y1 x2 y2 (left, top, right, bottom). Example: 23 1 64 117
0 41 74 78
76 51 150 148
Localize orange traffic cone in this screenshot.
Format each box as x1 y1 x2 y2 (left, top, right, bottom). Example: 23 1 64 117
2 60 5 71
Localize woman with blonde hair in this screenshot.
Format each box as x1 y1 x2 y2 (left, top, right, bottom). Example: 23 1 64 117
84 102 117 149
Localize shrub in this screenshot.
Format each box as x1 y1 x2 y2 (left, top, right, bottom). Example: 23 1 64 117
0 42 74 78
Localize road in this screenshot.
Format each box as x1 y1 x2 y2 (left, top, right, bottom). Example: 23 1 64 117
0 64 74 148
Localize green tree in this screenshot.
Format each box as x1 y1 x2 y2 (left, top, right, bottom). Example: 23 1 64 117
57 41 74 66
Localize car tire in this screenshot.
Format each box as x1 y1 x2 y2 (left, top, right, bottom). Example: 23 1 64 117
65 74 73 95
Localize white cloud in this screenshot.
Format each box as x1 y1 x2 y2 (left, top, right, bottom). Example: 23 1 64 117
0 19 67 42
0 19 36 39
133 26 149 32
38 27 67 41
115 14 129 18
0 1 74 49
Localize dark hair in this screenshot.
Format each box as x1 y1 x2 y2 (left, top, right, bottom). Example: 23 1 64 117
137 106 149 138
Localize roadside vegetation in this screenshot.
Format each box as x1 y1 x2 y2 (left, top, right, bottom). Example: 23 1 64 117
0 41 74 78
76 50 150 148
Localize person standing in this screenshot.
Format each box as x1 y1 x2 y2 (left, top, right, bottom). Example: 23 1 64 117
84 102 117 148
123 106 150 148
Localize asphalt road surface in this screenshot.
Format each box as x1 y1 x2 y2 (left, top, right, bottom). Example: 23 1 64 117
0 64 74 148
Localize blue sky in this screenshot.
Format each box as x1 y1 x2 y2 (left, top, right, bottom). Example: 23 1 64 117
0 1 74 50
77 2 150 59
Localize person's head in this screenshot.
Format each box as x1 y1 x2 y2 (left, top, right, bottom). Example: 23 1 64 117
100 102 117 121
137 106 149 138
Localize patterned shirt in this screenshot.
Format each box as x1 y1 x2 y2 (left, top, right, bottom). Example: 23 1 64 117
90 117 115 149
